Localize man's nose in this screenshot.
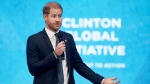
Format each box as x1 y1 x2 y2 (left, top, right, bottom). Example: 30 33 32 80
56 16 59 21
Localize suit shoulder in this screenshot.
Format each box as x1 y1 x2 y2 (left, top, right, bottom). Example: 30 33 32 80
27 31 43 40
28 30 43 37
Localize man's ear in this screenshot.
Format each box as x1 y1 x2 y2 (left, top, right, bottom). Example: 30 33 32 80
43 14 47 21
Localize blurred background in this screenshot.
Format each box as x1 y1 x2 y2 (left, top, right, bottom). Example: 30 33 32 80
0 0 150 84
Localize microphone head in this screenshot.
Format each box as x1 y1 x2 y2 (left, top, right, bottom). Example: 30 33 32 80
57 32 63 41
58 32 62 38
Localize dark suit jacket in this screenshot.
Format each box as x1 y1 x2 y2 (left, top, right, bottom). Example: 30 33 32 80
26 29 104 84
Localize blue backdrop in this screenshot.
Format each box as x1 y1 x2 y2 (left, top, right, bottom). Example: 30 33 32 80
0 0 150 84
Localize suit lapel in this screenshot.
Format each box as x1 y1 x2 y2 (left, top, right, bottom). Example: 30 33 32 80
41 29 54 51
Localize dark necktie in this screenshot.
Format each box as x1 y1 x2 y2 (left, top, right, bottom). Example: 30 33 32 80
55 33 64 84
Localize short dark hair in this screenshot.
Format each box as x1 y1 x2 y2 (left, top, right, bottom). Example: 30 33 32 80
42 2 63 15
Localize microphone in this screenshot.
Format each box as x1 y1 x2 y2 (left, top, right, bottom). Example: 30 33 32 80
57 32 65 60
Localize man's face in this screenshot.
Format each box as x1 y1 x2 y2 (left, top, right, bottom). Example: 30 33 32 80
44 8 62 32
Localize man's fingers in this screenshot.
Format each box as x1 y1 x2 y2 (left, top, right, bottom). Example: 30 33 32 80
58 45 65 48
117 80 121 83
113 80 121 84
113 81 120 84
60 47 66 51
59 41 65 44
57 42 65 48
111 78 121 84
111 77 117 80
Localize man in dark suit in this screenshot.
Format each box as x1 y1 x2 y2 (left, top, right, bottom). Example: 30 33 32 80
26 1 120 84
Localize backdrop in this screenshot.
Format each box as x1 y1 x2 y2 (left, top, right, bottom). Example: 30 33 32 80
0 0 150 84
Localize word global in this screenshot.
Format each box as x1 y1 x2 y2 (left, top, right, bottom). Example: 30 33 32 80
66 31 119 42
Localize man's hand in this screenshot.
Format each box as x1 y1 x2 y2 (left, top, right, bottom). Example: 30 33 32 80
54 41 66 56
102 77 120 84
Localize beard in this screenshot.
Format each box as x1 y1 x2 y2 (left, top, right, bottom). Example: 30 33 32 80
54 22 61 27
47 21 62 32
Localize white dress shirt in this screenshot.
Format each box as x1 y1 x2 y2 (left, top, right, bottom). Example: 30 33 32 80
45 27 69 84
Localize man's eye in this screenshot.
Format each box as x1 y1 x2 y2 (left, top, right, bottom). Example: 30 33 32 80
52 15 56 17
58 15 62 17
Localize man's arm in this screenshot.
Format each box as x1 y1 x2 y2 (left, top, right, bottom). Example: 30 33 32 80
68 34 121 84
26 35 58 76
69 34 104 84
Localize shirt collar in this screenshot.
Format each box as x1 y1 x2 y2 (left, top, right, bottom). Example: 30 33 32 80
45 27 59 39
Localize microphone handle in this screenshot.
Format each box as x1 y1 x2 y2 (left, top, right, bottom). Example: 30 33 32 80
58 35 65 60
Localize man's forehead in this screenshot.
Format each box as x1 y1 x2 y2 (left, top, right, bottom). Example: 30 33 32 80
49 8 62 14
